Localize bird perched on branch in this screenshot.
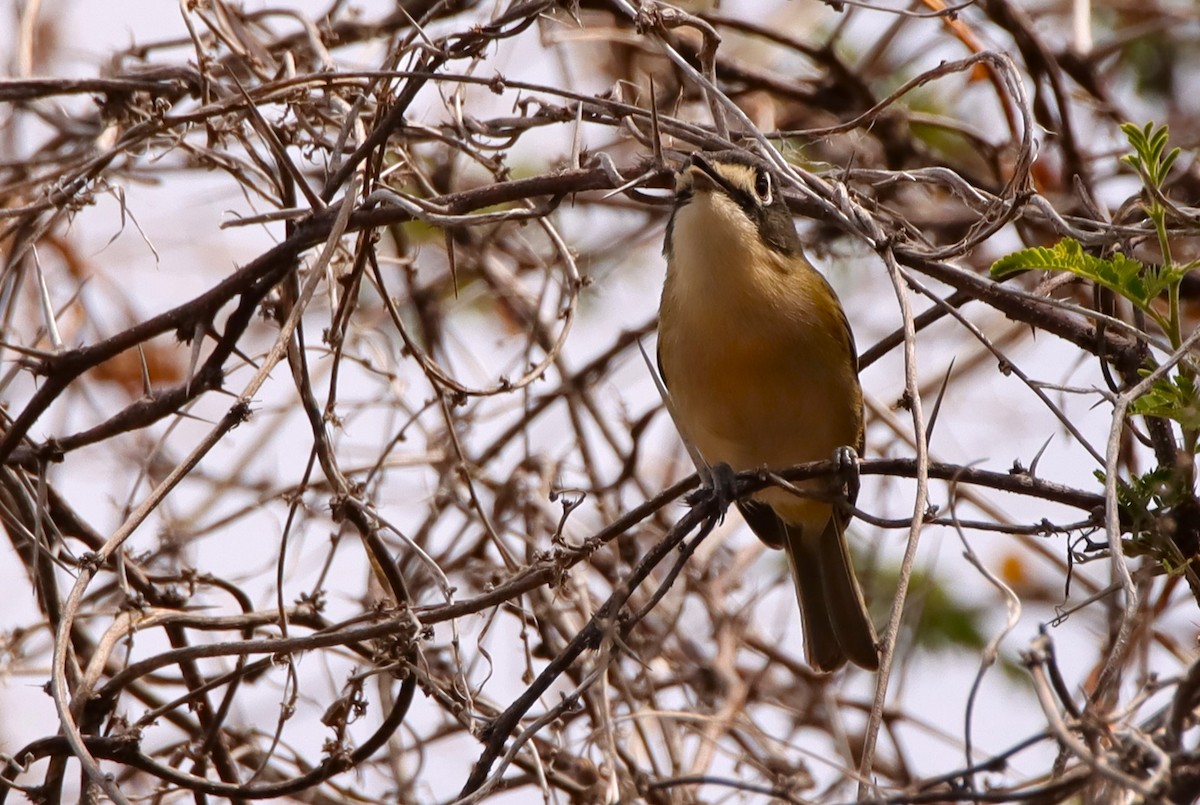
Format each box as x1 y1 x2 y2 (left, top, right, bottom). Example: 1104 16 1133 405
657 149 878 672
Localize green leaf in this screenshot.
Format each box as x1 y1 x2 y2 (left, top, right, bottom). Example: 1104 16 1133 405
1120 121 1179 189
990 238 1170 315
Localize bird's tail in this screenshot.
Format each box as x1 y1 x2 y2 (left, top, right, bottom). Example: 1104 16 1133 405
785 515 878 672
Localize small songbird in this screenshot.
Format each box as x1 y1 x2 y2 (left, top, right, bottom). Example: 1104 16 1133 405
657 150 878 672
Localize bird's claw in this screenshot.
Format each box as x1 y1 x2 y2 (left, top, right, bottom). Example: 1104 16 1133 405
832 446 860 504
687 462 738 524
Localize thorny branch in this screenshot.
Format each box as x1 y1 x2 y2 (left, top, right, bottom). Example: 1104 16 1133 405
2 1 1200 803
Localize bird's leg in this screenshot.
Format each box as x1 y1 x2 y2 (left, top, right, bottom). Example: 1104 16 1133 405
687 461 738 523
831 446 860 507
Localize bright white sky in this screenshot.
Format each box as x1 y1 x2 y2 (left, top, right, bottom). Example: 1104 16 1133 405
0 1 1187 801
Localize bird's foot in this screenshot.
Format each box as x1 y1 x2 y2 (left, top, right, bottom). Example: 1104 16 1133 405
687 462 738 524
832 446 860 504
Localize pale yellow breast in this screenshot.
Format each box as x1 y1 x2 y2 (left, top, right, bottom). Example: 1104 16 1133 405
659 195 862 532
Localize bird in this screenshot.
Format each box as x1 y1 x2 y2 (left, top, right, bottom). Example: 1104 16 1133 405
656 149 879 672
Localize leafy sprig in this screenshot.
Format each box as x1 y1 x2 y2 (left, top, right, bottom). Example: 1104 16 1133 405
990 239 1178 334
991 122 1192 353
992 122 1199 544
1121 121 1180 194
990 122 1190 348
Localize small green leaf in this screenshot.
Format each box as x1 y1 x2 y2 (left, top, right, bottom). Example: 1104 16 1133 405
1121 121 1178 190
1160 147 1181 180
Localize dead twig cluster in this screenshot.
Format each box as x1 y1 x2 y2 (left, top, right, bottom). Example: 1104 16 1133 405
2 1 1200 802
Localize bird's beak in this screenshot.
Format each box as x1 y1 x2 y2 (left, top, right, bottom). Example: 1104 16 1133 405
682 154 720 192
684 167 717 191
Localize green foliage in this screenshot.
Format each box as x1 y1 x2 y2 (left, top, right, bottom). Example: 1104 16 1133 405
1104 465 1184 517
990 120 1193 353
1096 465 1196 571
1120 121 1180 193
870 563 991 655
995 122 1200 544
989 123 1188 341
990 238 1177 320
1129 373 1200 432
907 575 987 651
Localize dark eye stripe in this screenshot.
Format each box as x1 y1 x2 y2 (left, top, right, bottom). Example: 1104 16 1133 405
669 155 802 258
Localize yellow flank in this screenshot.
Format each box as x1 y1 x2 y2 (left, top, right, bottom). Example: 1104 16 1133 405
658 168 862 537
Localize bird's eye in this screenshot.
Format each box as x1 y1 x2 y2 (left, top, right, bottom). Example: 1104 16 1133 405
754 170 772 203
